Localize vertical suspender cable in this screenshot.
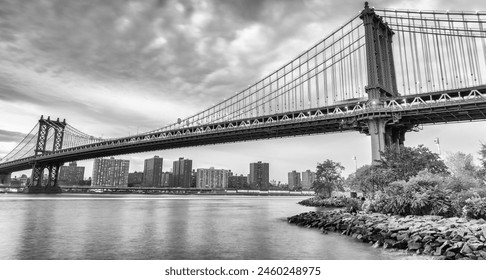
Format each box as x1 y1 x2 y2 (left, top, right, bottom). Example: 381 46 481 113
323 46 328 106
457 18 467 86
340 27 345 100
433 13 445 90
478 14 485 84
471 24 482 84
351 21 358 97
412 17 422 92
463 16 475 85
332 41 336 104
446 13 458 88
420 12 431 92
408 13 418 93
307 52 312 108
315 48 320 107
400 16 411 93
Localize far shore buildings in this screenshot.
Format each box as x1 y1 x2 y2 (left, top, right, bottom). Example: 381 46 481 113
196 167 229 189
288 170 301 190
302 170 316 190
91 157 130 188
59 161 85 186
249 161 269 190
173 157 192 188
143 156 163 188
161 172 173 187
228 173 248 189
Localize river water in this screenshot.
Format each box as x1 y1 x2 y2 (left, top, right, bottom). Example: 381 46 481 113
0 193 415 260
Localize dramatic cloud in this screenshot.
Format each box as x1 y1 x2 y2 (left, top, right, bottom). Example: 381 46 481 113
1 0 485 180
0 129 26 142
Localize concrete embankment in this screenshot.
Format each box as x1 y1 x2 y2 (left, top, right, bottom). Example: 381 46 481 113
288 210 486 260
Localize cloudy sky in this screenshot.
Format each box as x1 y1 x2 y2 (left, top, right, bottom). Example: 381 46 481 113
1 0 485 183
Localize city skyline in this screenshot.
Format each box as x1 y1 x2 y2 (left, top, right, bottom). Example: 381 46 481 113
1 0 486 183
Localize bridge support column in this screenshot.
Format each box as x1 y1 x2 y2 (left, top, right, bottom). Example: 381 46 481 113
25 163 62 193
0 173 11 186
368 116 410 164
368 118 387 163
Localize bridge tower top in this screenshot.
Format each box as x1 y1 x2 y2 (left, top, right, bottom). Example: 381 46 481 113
360 2 398 105
35 115 67 156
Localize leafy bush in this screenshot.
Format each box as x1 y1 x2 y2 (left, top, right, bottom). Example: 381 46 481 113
369 171 454 216
450 191 478 217
299 196 363 209
445 175 482 192
345 197 363 213
463 197 486 219
473 188 486 198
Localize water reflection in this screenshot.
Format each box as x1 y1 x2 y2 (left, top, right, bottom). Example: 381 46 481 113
0 194 409 260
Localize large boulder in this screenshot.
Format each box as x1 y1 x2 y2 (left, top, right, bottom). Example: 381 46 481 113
408 241 423 250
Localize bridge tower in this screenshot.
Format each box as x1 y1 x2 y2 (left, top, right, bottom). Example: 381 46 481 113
360 2 410 162
26 116 66 193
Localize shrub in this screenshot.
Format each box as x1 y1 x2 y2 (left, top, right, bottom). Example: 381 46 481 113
368 171 454 217
473 188 486 198
345 198 363 213
450 191 478 217
463 197 486 219
298 196 363 210
445 175 482 192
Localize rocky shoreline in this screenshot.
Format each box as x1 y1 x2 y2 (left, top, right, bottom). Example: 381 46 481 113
288 210 486 260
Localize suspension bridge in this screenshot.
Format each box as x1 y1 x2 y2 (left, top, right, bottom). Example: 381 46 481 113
1 2 486 193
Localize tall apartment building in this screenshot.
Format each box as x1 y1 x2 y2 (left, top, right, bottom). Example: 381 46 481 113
161 172 173 187
301 170 316 190
196 167 229 189
59 161 85 186
249 161 269 190
91 157 130 188
288 170 301 190
143 156 163 188
173 157 192 188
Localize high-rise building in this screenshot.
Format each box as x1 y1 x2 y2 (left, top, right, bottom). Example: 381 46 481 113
128 171 144 187
143 156 163 188
196 167 229 189
288 170 301 190
228 174 249 189
91 157 130 188
59 161 85 186
161 172 173 187
173 157 192 188
249 161 270 190
302 170 316 190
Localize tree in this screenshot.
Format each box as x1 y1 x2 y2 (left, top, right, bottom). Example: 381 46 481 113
345 165 394 197
480 143 486 169
312 159 344 197
444 151 482 191
375 145 448 182
444 151 478 178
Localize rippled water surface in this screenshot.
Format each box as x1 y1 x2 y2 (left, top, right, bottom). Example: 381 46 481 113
0 193 413 260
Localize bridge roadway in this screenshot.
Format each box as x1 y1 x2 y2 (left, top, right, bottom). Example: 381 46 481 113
1 85 485 174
